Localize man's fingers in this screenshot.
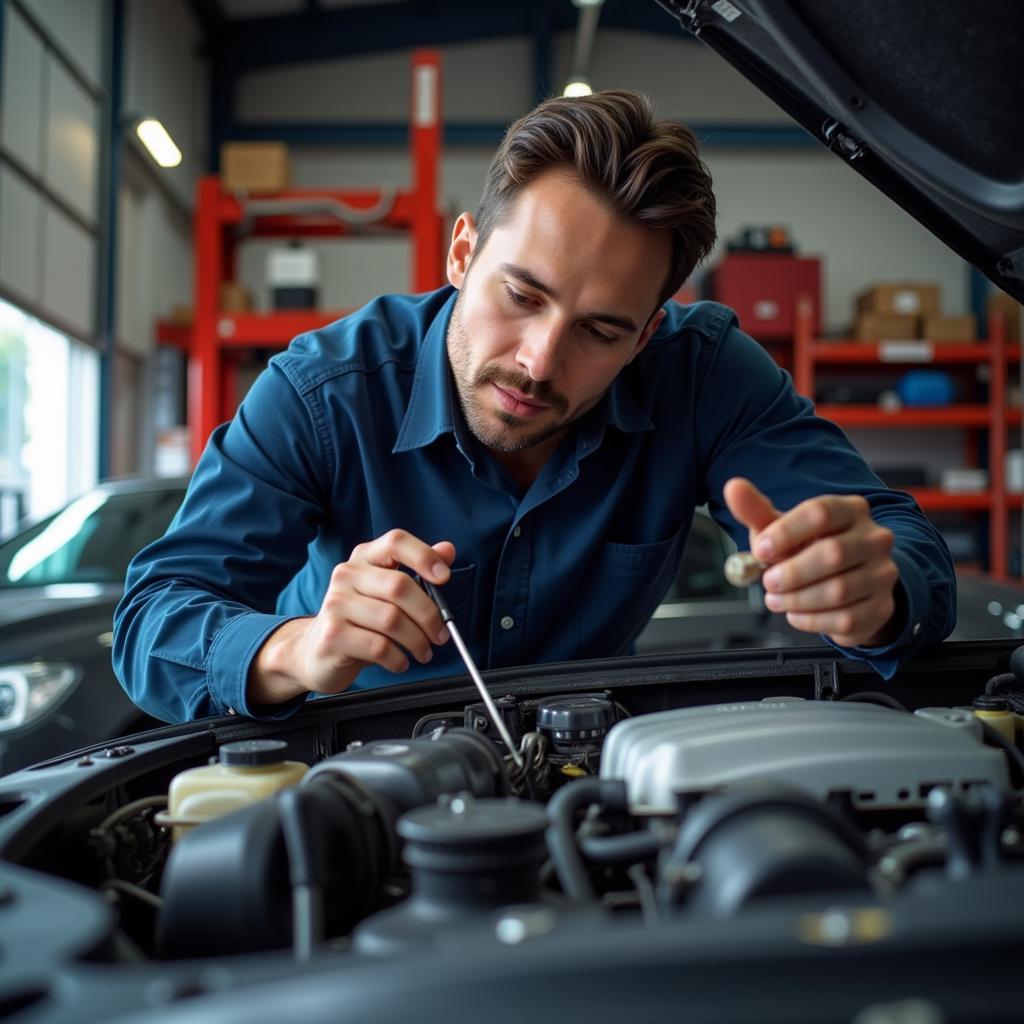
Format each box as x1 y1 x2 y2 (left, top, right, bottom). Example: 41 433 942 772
723 477 780 537
761 523 893 593
764 557 897 613
784 592 896 649
338 593 439 665
328 565 447 651
320 621 413 675
350 529 456 583
754 494 871 562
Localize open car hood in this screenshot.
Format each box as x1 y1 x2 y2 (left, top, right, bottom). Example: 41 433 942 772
657 0 1024 302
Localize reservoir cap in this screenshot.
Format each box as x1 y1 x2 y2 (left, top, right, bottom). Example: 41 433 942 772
219 739 289 767
973 695 1009 712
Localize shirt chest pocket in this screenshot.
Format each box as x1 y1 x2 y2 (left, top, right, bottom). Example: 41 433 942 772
438 562 477 626
576 530 686 657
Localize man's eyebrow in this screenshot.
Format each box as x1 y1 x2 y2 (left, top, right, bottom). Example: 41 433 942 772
498 262 639 333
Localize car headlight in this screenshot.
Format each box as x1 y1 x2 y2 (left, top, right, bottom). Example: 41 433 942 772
0 661 81 734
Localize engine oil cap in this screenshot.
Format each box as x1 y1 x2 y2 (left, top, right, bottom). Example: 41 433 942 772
536 694 614 741
219 739 289 767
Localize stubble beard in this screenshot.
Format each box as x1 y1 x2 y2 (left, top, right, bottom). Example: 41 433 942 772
446 291 575 455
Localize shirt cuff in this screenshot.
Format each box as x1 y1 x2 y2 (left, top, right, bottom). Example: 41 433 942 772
824 548 928 681
207 611 310 721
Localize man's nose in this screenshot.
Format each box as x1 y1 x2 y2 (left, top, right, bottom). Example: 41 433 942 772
516 317 567 382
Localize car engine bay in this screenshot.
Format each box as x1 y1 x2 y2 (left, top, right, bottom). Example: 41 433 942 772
1 640 1023 1023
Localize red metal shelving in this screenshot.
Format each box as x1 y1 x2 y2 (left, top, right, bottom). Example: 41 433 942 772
906 489 1000 511
794 301 1011 578
211 311 354 348
810 342 991 364
158 50 445 465
814 405 992 428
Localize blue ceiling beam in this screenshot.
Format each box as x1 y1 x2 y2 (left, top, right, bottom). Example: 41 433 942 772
220 121 818 149
184 0 224 47
218 0 691 72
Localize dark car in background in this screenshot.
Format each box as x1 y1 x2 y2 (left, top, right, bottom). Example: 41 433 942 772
0 477 187 773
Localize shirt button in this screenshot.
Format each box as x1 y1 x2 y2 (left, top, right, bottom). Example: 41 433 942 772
500 615 515 631
512 526 522 538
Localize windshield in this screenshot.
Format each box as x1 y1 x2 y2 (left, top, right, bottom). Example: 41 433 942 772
0 487 185 588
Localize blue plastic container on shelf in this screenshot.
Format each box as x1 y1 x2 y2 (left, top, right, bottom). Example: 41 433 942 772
894 370 955 406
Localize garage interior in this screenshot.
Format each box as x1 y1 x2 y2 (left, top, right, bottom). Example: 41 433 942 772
2 2 1024 1016
0 0 1023 738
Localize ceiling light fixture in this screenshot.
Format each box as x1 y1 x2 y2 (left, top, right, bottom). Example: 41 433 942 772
563 77 594 98
135 118 182 168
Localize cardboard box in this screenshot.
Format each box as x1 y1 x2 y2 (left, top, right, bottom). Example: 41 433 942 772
922 314 977 342
856 282 941 318
220 142 290 193
219 281 253 313
853 312 920 341
988 290 1021 340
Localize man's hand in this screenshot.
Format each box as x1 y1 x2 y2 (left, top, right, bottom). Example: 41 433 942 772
248 530 455 706
723 477 900 648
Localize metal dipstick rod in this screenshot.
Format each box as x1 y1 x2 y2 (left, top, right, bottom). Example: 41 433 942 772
420 579 524 771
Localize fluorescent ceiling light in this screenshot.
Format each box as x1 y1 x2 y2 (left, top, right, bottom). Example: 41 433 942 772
136 118 182 168
563 78 594 98
571 0 605 7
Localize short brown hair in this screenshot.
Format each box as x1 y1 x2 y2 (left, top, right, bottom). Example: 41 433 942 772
476 91 717 306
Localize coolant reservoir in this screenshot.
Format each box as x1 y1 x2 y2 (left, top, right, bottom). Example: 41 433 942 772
163 739 307 840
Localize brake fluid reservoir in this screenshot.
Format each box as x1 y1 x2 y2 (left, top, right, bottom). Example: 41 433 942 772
163 739 307 840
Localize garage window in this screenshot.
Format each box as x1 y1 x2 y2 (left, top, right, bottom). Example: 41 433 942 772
0 297 98 533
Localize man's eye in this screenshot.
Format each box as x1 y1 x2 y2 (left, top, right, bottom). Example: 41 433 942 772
504 285 534 307
583 323 616 344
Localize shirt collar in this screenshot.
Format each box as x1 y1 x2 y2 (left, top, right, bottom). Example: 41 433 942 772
393 288 459 454
393 287 654 455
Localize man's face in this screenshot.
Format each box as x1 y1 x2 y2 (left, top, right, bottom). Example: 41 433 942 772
445 169 671 460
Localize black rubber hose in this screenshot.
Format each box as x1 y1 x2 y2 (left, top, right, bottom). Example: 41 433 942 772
545 777 628 903
985 672 1018 695
578 829 666 865
839 690 908 711
278 786 326 960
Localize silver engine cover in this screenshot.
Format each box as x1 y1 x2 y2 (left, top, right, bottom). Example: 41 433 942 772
599 699 1009 814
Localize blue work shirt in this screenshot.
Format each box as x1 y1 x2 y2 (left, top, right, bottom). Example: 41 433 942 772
114 287 956 723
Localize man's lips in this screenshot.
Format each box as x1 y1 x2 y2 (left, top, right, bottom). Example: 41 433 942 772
490 382 551 419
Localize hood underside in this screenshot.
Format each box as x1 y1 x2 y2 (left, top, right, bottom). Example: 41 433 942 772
658 0 1024 302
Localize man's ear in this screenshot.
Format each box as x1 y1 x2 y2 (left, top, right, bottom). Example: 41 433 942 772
447 212 477 289
626 307 666 363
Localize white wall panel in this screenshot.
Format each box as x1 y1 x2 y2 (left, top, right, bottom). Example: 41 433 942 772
238 37 533 124
44 57 99 221
0 166 43 304
116 157 193 354
553 30 782 123
19 0 102 87
41 205 95 336
152 202 193 321
1 6 46 173
124 0 208 210
116 178 141 350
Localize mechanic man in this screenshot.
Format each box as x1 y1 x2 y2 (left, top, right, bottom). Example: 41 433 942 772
114 91 955 723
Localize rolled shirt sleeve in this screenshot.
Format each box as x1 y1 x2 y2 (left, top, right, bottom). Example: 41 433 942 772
113 359 329 722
